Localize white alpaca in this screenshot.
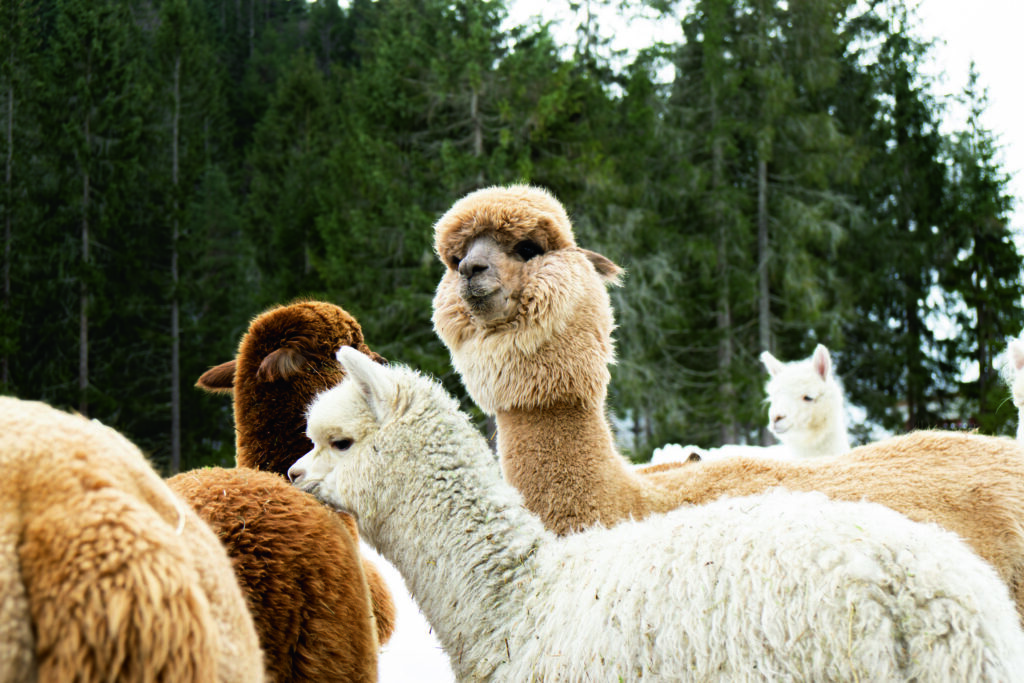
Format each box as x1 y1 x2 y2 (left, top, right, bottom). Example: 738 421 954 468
289 347 1024 682
1007 338 1024 440
760 344 850 458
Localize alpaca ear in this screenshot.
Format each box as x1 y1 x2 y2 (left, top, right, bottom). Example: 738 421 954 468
760 351 784 377
1011 340 1024 372
812 344 832 380
337 346 397 423
354 342 388 366
196 361 236 393
581 249 623 284
256 346 307 382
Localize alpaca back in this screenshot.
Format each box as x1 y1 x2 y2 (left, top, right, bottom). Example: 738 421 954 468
167 467 383 683
0 397 264 683
509 488 1024 681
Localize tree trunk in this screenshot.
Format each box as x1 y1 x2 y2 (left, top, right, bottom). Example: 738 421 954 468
757 156 771 445
711 81 736 445
3 75 12 387
79 166 89 417
471 85 483 186
170 53 182 473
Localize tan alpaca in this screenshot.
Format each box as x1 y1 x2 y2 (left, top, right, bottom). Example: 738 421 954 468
432 183 1024 622
0 397 264 682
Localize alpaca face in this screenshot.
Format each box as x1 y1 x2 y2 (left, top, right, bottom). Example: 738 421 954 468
289 378 380 520
432 186 623 413
761 345 844 450
449 233 534 324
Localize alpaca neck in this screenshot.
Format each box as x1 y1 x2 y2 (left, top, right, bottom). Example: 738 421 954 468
789 418 849 459
496 399 662 534
366 437 545 680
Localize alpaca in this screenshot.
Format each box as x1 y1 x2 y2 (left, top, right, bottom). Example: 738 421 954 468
432 184 1024 624
759 344 851 458
1006 338 1024 439
167 467 382 683
197 299 386 475
0 397 264 682
173 300 396 682
288 348 1024 682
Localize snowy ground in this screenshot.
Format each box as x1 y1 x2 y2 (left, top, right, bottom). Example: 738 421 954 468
367 543 456 683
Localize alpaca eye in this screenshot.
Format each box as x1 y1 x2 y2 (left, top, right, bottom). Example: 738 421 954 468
513 240 544 261
448 256 462 270
331 438 353 451
803 395 815 402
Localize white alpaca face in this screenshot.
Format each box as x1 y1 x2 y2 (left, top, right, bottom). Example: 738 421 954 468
1009 340 1024 408
761 346 841 446
288 378 381 519
765 370 832 438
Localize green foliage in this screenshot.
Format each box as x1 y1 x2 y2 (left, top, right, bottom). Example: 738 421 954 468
4 0 1022 468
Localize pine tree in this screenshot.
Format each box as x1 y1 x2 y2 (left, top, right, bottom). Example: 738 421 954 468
939 66 1024 434
43 0 152 417
0 0 42 390
154 0 225 471
837 2 951 432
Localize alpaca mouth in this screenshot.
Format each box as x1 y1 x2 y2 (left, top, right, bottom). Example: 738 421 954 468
460 284 510 320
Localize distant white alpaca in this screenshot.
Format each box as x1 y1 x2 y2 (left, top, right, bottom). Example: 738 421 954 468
760 344 850 458
1007 338 1024 440
289 347 1024 682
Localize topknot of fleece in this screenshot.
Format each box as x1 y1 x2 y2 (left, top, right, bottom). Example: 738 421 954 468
433 185 577 265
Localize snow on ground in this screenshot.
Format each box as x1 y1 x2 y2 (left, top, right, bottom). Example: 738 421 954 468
650 442 795 465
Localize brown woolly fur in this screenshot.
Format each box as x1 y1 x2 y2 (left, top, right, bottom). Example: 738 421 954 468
197 299 386 476
434 184 577 269
432 185 1024 624
190 299 395 679
0 397 264 682
167 468 383 683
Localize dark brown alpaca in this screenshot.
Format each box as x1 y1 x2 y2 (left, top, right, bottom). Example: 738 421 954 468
167 300 394 683
197 300 385 475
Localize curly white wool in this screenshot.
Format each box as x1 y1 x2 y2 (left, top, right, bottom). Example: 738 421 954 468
289 348 1024 682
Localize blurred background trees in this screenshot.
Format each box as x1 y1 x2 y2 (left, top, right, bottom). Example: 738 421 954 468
2 0 1021 471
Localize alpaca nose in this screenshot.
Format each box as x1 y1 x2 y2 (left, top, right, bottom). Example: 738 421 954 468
287 465 305 484
458 253 489 280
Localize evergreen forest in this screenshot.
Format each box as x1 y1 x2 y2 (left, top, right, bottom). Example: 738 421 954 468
3 0 1022 473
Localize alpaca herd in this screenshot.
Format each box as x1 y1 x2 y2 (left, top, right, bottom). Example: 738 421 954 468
6 184 1024 681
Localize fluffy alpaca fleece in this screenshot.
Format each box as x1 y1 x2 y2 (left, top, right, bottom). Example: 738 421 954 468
180 300 396 680
0 397 264 682
431 185 1024 624
288 349 1024 682
198 299 386 475
167 467 382 683
1006 338 1024 439
760 344 850 458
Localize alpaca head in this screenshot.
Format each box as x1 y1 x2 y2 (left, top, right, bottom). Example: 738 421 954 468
289 347 470 541
1007 339 1024 407
760 344 846 455
1005 338 1024 439
196 300 386 475
432 184 623 413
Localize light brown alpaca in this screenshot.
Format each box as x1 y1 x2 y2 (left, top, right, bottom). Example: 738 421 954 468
0 397 264 682
432 183 1024 621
